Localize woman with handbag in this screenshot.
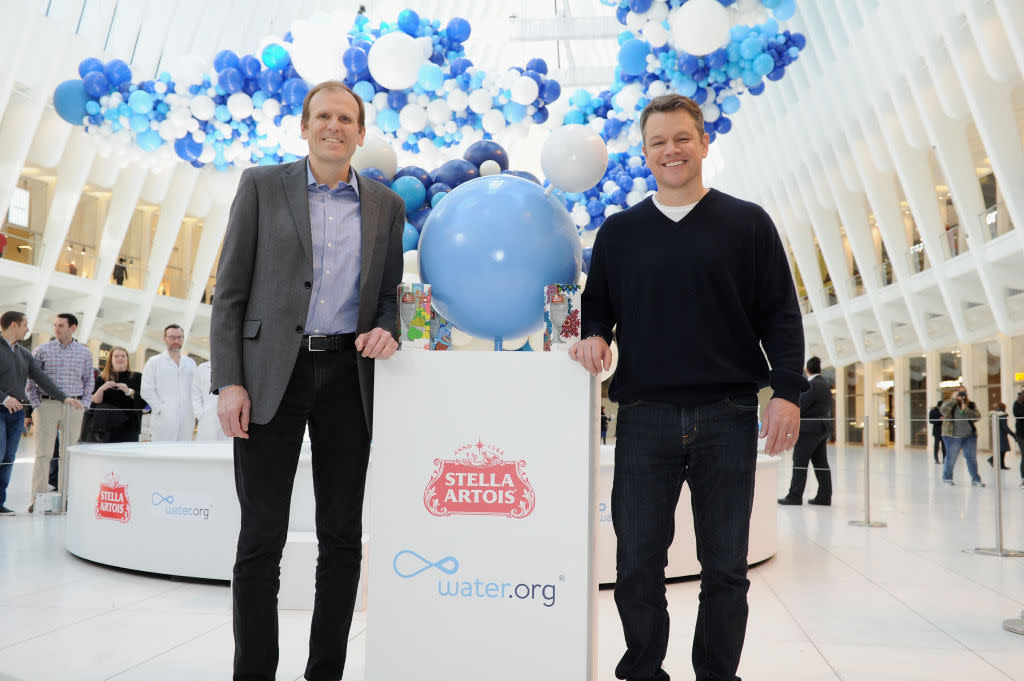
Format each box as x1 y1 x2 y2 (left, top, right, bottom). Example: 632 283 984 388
88 347 147 442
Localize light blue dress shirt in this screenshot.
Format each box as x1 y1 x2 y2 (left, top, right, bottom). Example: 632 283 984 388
304 160 362 335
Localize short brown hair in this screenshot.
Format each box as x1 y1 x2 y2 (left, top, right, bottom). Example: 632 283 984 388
164 324 183 336
640 94 705 143
301 80 365 131
1 311 25 330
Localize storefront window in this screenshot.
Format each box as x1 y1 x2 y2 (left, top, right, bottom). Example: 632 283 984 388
846 363 863 444
907 356 927 447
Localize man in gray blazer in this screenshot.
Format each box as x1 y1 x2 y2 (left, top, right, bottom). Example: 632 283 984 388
211 81 404 681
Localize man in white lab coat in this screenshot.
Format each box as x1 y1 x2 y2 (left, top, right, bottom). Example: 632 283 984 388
191 360 227 441
140 324 196 441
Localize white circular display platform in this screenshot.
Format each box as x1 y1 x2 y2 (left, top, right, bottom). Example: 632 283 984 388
65 441 777 584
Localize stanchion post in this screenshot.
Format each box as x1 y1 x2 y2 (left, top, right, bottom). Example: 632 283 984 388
57 402 72 514
972 413 1024 557
849 415 886 528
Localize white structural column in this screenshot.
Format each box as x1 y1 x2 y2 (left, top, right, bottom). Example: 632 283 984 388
77 166 150 343
130 164 200 350
834 364 847 447
25 133 97 325
992 0 1024 77
894 356 908 448
181 198 230 338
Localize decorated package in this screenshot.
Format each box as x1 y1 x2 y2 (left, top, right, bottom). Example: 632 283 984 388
398 283 432 350
430 307 454 351
543 284 583 351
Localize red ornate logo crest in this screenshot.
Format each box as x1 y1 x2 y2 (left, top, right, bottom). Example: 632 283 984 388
95 472 131 523
424 440 535 518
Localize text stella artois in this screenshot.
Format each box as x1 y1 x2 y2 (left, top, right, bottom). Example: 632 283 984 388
424 440 535 519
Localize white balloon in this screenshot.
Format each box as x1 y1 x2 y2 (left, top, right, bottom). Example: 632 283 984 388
603 180 618 193
626 11 648 31
468 89 493 114
510 75 540 105
604 204 623 217
157 120 177 141
541 124 609 193
613 82 643 112
571 205 590 228
367 31 425 90
372 92 389 110
668 0 731 56
479 160 501 176
447 89 469 112
363 102 377 125
481 109 506 133
198 143 215 163
289 21 347 84
399 104 427 132
416 36 434 60
642 21 669 48
632 177 648 193
227 92 254 120
189 95 216 121
701 102 720 123
648 1 670 22
647 80 669 98
351 134 398 178
626 190 645 206
426 98 452 126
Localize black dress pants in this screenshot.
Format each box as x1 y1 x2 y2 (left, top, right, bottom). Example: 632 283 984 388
232 347 370 681
786 429 832 501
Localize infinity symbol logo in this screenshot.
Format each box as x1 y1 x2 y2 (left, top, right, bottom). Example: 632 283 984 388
151 492 174 506
393 550 459 579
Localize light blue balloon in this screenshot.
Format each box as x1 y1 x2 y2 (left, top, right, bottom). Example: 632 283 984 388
392 175 427 213
502 101 526 123
402 222 420 252
417 63 444 91
418 174 581 341
677 76 698 97
377 107 400 133
53 79 90 125
617 39 650 76
129 114 150 132
720 95 740 114
136 128 163 151
352 80 375 102
215 104 232 122
128 90 153 114
773 0 796 21
753 52 775 76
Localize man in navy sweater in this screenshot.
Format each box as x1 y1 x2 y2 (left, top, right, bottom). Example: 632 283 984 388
570 94 807 681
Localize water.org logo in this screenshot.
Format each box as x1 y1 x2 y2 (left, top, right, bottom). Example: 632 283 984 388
150 491 212 521
393 549 560 608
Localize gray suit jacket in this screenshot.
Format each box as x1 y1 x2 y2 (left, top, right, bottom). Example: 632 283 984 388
210 158 405 431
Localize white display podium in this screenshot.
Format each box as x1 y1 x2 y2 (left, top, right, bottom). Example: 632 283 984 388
366 352 599 681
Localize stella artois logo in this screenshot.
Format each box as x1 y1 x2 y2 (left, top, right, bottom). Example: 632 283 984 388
95 471 131 523
424 440 535 519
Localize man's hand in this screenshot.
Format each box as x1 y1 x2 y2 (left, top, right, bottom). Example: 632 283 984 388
218 385 251 439
355 327 399 359
569 336 612 376
760 397 800 455
3 395 22 413
64 397 84 410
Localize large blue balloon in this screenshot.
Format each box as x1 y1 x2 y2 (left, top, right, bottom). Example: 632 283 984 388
446 17 471 42
394 166 432 187
82 71 109 98
398 8 420 36
103 59 132 87
173 133 203 162
281 78 309 107
392 175 427 213
53 80 90 125
343 47 368 76
419 175 581 341
218 67 243 94
618 39 650 76
214 50 241 72
256 69 283 93
463 140 509 171
432 159 479 188
78 58 104 78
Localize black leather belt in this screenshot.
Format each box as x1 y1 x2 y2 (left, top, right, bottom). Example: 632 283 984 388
43 395 80 400
302 333 357 352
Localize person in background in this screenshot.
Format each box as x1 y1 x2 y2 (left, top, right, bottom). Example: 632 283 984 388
112 258 128 286
1013 391 1024 486
191 360 227 441
986 401 1014 471
778 356 833 506
940 387 983 487
1 311 78 516
25 313 89 510
90 346 146 442
928 399 946 464
140 324 196 441
600 405 610 444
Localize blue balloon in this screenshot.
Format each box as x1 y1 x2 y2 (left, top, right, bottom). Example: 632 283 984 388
377 108 400 133
618 39 651 76
353 80 375 102
280 78 309 107
343 47 368 75
431 191 448 207
104 59 132 87
540 79 561 104
433 159 479 188
214 50 240 72
582 247 593 275
215 104 232 122
720 95 740 114
502 101 526 123
409 206 431 230
129 113 149 132
218 67 244 94
504 170 540 184
526 58 548 75
773 0 796 21
387 90 408 111
78 58 104 78
418 63 444 90
463 140 509 171
261 44 291 71
419 175 581 340
402 222 421 252
127 89 153 114
450 57 473 75
427 182 452 201
256 69 283 93
136 128 163 151
446 17 472 42
753 53 775 76
629 0 652 11
398 8 420 36
532 106 549 124
53 80 90 125
395 165 432 187
82 71 110 98
715 116 732 134
360 167 391 186
392 175 427 213
173 133 203 162
239 55 262 79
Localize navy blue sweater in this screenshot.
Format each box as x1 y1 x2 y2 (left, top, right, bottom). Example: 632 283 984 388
581 190 807 406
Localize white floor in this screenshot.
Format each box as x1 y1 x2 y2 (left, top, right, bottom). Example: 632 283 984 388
1 437 1023 681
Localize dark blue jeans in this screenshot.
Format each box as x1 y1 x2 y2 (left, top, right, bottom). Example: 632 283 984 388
612 396 759 681
0 410 26 507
